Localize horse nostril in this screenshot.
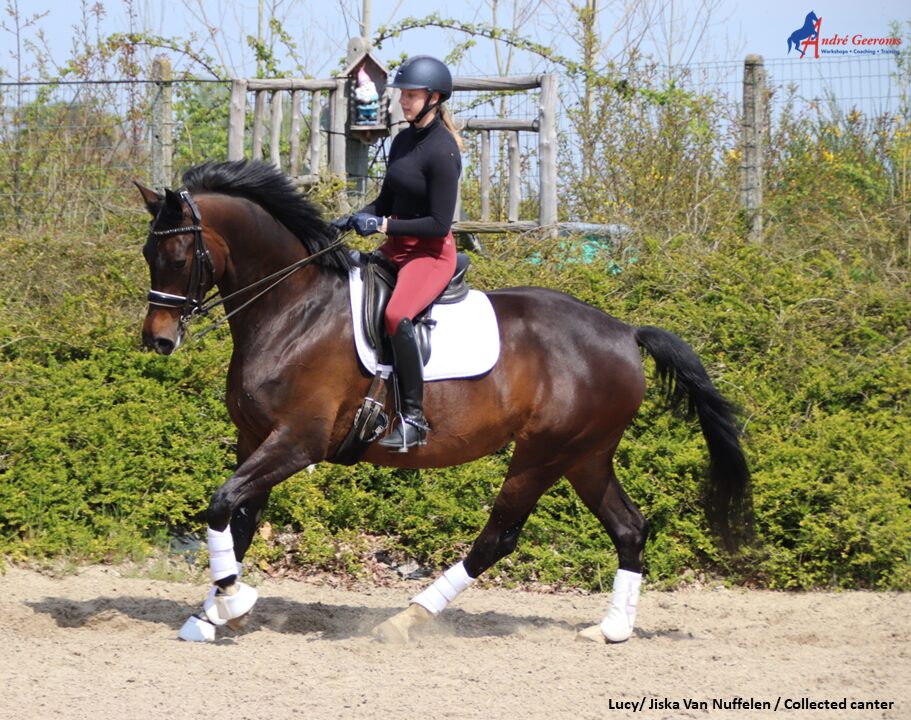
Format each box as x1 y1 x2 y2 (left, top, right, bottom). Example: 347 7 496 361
146 336 175 355
154 337 175 355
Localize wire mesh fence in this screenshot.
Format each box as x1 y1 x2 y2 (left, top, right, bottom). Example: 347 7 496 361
0 54 907 231
0 79 152 227
654 55 909 133
0 78 230 228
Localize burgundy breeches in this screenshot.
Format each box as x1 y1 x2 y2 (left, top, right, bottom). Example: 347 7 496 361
378 232 457 336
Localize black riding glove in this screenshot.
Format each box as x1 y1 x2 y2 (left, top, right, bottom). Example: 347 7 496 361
330 215 353 232
351 212 384 236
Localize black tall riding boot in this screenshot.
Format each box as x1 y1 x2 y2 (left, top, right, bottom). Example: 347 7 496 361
378 318 428 452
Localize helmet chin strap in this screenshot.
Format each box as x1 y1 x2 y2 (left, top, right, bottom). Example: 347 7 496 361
412 90 441 125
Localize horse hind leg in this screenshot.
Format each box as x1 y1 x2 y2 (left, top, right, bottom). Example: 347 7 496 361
565 452 650 644
372 449 562 643
222 491 272 630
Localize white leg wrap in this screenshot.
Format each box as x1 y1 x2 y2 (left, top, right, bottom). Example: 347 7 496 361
599 569 642 642
411 561 475 616
207 527 238 583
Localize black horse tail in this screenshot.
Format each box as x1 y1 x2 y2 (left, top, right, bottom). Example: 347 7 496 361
635 325 753 551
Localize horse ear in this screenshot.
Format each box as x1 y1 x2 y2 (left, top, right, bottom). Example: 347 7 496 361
164 188 183 213
135 181 163 217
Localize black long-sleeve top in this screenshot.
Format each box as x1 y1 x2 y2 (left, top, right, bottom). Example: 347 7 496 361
361 114 461 238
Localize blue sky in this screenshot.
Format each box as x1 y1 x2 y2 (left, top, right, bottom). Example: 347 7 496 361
2 0 908 80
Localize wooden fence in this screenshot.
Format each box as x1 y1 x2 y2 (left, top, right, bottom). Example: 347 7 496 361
148 57 770 240
222 73 559 234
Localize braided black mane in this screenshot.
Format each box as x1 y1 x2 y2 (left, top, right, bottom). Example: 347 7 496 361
181 160 352 275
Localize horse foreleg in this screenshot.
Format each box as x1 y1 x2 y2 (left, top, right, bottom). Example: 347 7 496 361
373 453 560 643
566 454 649 643
215 491 272 631
178 428 320 642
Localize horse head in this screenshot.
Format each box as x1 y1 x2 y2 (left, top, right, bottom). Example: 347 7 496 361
136 183 224 355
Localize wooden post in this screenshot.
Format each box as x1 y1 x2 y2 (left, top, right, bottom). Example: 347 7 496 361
289 90 303 177
270 90 284 169
227 79 247 160
344 38 369 203
309 91 322 175
150 55 173 190
538 73 558 231
389 88 405 141
480 130 491 221
453 176 462 225
252 91 265 160
741 54 767 242
329 78 347 178
507 131 521 222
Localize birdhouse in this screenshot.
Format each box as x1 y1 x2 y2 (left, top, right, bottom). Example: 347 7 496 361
342 47 389 144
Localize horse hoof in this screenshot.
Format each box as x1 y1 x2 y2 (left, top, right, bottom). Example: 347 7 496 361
226 611 252 631
575 624 607 644
178 614 218 642
372 618 410 644
372 603 433 644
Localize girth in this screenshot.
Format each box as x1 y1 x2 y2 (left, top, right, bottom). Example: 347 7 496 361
361 251 470 366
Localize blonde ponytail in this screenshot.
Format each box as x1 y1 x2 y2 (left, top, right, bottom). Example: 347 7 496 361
439 104 465 152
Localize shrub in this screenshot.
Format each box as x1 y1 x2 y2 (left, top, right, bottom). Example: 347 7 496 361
1 215 907 590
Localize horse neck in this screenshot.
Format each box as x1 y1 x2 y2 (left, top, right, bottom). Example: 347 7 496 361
203 196 298 286
202 195 345 341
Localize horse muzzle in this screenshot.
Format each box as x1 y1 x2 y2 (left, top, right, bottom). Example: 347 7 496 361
143 333 178 355
142 312 183 355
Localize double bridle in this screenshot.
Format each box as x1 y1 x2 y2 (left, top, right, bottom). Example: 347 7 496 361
145 190 346 342
146 191 214 335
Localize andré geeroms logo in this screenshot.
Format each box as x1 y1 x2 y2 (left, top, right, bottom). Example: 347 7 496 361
786 11 901 58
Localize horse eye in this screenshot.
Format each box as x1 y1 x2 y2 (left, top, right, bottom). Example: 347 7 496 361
171 259 187 270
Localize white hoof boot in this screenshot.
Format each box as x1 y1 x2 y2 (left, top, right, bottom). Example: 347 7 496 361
178 614 218 642
599 569 642 643
214 581 258 621
203 586 228 626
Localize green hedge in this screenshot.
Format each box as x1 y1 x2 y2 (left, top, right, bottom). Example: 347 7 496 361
0 222 908 589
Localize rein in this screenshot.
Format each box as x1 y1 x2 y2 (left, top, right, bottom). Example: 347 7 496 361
146 190 347 343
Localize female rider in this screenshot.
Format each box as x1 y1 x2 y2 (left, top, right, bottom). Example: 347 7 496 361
334 55 463 452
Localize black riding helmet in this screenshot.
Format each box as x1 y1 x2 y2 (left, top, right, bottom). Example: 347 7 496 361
390 55 453 124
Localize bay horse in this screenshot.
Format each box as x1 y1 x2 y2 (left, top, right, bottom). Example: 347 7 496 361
137 160 751 644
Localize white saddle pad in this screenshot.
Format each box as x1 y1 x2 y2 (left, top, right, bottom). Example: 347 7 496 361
348 265 500 381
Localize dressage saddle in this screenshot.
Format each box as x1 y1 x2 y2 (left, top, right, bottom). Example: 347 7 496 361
359 251 471 366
